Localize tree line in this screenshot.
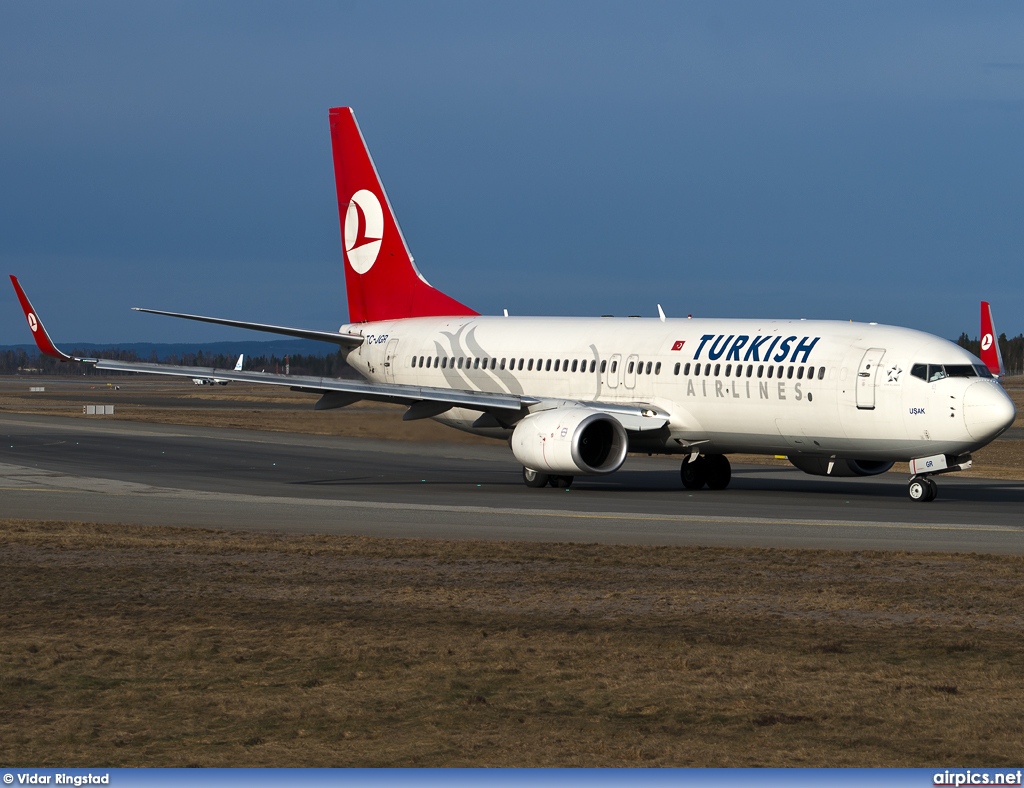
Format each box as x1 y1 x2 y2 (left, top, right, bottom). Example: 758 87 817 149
956 332 1024 375
0 349 358 378
5 333 1023 377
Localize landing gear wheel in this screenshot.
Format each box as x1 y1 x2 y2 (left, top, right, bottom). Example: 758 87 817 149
523 467 550 488
549 475 574 488
704 454 732 490
680 457 707 490
908 477 936 502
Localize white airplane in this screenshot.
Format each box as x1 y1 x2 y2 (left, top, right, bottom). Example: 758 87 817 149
192 353 244 385
9 107 1016 502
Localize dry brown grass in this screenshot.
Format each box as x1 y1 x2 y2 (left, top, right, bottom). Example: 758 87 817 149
2 519 1023 767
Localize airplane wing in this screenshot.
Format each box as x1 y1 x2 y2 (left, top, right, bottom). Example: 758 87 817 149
131 307 365 347
11 275 670 430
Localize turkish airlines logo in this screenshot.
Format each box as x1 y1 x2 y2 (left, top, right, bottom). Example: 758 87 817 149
27 312 38 333
344 189 384 274
981 333 993 351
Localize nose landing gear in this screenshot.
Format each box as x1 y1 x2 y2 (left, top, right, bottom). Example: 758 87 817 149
906 452 972 502
907 476 938 502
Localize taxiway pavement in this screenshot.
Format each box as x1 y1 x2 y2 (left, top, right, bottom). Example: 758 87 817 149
2 413 1023 553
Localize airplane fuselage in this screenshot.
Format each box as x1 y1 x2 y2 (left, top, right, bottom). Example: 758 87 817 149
342 315 1014 462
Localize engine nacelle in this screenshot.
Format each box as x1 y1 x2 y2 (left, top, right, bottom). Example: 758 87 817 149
788 456 895 477
511 408 628 476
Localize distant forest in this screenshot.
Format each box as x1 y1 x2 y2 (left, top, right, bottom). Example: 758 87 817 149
0 349 360 379
3 332 1022 377
956 333 1024 375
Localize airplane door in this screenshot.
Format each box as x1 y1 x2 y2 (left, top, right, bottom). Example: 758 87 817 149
856 348 885 410
624 354 639 390
606 354 621 389
383 338 400 383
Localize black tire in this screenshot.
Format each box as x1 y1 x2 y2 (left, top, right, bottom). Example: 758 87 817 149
523 467 550 488
925 478 938 502
908 478 928 502
680 457 707 490
704 454 732 490
549 475 574 488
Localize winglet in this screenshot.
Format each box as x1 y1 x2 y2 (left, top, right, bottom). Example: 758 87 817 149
980 301 1004 377
9 275 75 361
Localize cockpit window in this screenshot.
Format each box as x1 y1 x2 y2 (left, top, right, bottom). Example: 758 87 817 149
914 363 990 382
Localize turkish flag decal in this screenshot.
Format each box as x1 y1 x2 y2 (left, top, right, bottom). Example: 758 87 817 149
671 340 685 351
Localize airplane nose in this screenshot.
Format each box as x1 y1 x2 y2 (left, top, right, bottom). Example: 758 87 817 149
963 381 1016 442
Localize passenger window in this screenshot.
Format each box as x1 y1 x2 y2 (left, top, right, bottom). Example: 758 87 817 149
610 360 617 373
599 360 606 373
683 362 690 375
472 358 478 369
554 359 560 372
797 366 804 380
757 365 764 378
628 361 635 374
714 364 721 376
564 359 569 370
517 359 524 371
818 367 825 380
674 362 680 375
528 359 534 371
725 364 732 377
571 360 578 372
806 366 813 379
746 364 753 377
500 358 506 370
646 361 653 375
655 362 661 375
589 360 596 373
545 359 552 372
767 366 773 379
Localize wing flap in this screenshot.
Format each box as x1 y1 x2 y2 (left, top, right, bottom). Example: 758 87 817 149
93 359 532 412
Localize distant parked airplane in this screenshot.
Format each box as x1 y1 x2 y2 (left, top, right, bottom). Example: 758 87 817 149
192 354 244 386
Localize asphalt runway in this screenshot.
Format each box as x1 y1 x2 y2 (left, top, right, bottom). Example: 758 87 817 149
2 412 1023 553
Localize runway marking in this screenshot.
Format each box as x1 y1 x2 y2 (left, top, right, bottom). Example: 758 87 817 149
2 462 1022 538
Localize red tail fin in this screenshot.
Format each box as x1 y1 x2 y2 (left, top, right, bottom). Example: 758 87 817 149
329 108 477 323
980 301 1004 377
9 275 74 361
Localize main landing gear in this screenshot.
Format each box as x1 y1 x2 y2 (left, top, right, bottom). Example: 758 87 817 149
680 454 732 490
522 468 574 489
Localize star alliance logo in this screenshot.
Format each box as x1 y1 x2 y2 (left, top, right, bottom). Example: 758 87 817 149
887 365 902 383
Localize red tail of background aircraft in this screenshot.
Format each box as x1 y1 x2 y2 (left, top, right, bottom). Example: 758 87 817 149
979 301 1004 378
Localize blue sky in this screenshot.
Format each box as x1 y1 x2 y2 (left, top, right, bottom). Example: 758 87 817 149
2 1 1023 344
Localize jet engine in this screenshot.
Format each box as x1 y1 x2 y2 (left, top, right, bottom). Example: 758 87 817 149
511 408 628 475
788 456 895 477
